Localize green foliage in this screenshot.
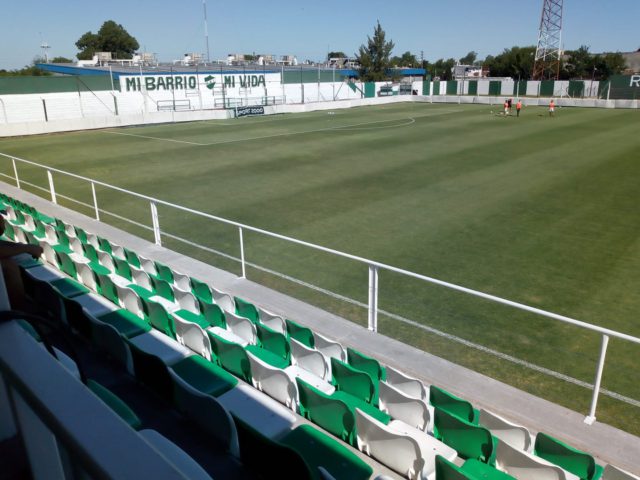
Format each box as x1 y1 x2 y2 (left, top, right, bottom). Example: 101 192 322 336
483 46 536 79
423 58 456 80
328 51 346 60
51 56 74 63
356 21 395 81
0 66 51 77
459 51 478 65
75 20 139 60
391 51 418 68
562 46 626 80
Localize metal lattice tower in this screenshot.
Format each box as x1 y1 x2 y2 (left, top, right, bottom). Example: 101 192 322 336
533 0 563 80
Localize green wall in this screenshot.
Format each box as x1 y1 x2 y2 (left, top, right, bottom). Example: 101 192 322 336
488 81 501 96
0 76 117 95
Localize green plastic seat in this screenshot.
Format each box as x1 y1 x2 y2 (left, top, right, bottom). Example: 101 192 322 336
280 424 374 480
86 379 142 430
435 455 475 479
430 385 480 424
331 390 390 425
171 354 237 398
296 378 356 445
331 357 376 405
256 322 290 364
114 257 134 281
96 273 120 305
347 347 386 382
208 333 252 382
459 459 517 479
151 277 175 302
123 247 141 268
154 261 174 283
98 309 151 339
191 277 213 303
286 318 314 348
235 296 260 323
534 432 604 480
199 300 226 328
245 344 290 370
433 407 496 464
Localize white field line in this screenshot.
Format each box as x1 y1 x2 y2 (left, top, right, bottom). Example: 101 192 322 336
98 108 463 147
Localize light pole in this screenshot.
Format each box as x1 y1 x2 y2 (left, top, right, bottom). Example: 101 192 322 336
590 65 597 98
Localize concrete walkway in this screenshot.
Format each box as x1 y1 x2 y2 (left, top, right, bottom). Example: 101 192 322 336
4 181 639 475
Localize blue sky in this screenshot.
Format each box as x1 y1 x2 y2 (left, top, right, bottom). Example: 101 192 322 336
1 0 638 69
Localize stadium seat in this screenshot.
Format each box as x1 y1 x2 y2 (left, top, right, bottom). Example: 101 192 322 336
296 377 357 445
433 407 496 464
211 286 235 313
286 318 315 348
247 350 298 411
86 379 142 430
534 433 604 480
198 299 226 328
140 297 176 339
255 322 291 365
172 315 212 359
331 357 376 404
257 306 286 334
379 380 431 432
289 337 330 381
435 455 516 480
235 296 260 323
190 277 213 303
313 331 346 363
208 311 256 346
170 354 238 398
385 365 429 402
355 408 456 480
430 385 480 424
479 408 532 452
495 439 578 480
208 333 252 382
280 424 374 480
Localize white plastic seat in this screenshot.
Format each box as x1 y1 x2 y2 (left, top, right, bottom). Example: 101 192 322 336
385 365 429 402
603 465 640 480
149 294 180 313
98 251 116 273
355 408 456 480
247 350 298 411
290 337 330 380
313 331 346 363
173 316 212 360
85 232 100 250
257 307 286 334
479 408 532 452
207 312 256 347
173 288 200 314
172 271 191 292
211 286 235 313
379 381 431 432
76 262 99 293
40 242 59 267
139 429 212 480
115 285 144 318
132 268 154 292
495 439 579 480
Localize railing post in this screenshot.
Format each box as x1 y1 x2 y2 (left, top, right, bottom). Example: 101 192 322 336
46 170 57 204
11 158 20 189
238 226 246 278
367 265 378 332
91 182 100 221
150 202 161 246
584 334 610 425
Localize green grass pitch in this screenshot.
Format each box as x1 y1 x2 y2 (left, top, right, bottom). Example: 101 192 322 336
1 102 639 434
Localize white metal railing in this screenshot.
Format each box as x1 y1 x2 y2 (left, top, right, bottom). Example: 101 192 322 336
1 151 639 423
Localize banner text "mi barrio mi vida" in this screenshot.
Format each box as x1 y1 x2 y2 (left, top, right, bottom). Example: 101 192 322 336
123 74 267 92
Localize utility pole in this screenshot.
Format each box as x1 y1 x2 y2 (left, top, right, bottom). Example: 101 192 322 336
203 0 211 63
533 0 563 80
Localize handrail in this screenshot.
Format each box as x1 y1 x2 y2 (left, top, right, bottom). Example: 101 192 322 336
1 151 638 346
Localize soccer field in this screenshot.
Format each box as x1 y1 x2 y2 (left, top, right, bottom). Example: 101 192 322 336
1 102 639 433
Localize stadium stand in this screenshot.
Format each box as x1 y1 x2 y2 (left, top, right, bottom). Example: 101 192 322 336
1 188 638 479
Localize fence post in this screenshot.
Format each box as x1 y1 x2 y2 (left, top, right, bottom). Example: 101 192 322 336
150 202 161 246
367 265 379 332
46 170 57 204
584 334 610 425
239 226 246 278
91 182 100 220
11 158 20 189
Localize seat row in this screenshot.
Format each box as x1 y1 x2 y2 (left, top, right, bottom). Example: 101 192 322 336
2 191 638 480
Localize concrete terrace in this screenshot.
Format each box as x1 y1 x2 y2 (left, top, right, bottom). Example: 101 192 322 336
3 180 638 475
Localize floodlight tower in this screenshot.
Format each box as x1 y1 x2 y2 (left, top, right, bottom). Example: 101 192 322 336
532 0 563 80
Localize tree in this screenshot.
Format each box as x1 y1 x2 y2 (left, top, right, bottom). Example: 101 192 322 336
459 51 478 65
327 51 346 60
391 51 418 68
51 56 73 63
75 20 139 60
483 46 536 78
429 58 456 80
562 46 626 80
356 21 395 81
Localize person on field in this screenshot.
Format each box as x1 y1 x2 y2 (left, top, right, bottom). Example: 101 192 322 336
503 100 509 116
516 100 522 117
507 98 512 110
0 216 43 309
549 99 555 117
